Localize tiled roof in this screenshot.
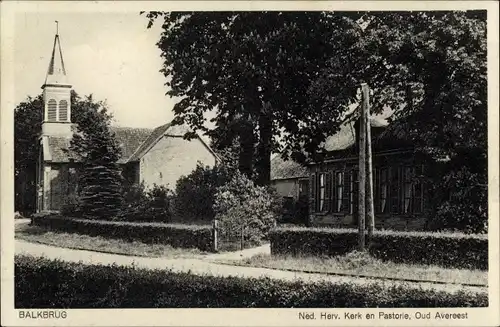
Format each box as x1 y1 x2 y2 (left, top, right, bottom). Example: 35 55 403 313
127 123 171 162
324 116 389 152
112 127 153 163
127 123 194 162
46 136 75 162
270 155 309 180
45 126 152 163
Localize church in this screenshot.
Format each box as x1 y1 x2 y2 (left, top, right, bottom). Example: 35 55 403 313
36 31 218 213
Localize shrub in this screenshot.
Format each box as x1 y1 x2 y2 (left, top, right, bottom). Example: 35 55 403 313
60 191 82 218
214 172 282 247
279 195 309 226
172 163 232 223
15 254 487 308
32 214 213 251
270 227 488 270
146 184 174 222
423 160 487 234
119 183 174 223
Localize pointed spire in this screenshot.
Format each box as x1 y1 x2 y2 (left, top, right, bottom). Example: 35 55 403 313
44 21 70 87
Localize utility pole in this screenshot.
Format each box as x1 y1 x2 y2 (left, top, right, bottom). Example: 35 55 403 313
358 85 367 251
363 84 375 246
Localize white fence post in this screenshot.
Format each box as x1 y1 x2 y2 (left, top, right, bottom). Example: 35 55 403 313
213 218 218 252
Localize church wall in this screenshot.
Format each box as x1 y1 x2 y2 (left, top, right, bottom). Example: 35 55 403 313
140 136 216 190
45 163 78 211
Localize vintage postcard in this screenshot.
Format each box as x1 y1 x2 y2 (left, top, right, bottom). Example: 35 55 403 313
1 1 499 326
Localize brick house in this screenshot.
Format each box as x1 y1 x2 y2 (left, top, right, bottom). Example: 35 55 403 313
308 113 428 231
36 32 218 213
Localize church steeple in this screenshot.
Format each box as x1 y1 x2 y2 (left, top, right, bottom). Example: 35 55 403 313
43 21 70 88
41 21 73 137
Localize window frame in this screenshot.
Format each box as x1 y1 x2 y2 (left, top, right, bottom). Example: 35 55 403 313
317 173 326 212
333 171 344 213
379 167 389 214
349 169 357 214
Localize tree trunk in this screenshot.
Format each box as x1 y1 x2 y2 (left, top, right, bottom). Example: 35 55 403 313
255 102 272 186
238 116 255 180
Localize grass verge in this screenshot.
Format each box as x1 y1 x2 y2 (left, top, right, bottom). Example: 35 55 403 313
15 222 205 258
215 251 487 286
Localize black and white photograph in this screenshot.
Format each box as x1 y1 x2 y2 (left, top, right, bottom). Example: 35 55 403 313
1 1 499 326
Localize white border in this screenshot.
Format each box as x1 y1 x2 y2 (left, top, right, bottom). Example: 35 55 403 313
1 1 499 327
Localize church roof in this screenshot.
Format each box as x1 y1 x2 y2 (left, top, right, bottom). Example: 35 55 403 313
44 127 153 163
113 127 153 163
43 123 218 165
127 123 172 162
44 33 70 87
127 123 199 162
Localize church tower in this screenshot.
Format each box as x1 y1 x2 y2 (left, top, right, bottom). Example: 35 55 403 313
36 23 75 213
41 25 73 137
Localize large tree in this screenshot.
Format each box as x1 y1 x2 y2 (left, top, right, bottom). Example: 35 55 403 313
143 11 362 185
14 91 121 215
14 95 44 214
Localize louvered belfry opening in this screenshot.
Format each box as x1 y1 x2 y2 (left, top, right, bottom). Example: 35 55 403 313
47 99 57 121
59 100 68 121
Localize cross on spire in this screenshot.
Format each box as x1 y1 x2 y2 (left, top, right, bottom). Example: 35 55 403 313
55 20 59 35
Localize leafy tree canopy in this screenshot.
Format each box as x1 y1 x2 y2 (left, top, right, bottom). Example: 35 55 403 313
143 11 486 189
143 11 365 184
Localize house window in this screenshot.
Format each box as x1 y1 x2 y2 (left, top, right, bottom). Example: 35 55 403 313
390 167 401 214
334 171 344 212
379 168 389 213
403 167 413 213
59 100 68 121
318 173 326 212
47 99 57 121
413 166 424 213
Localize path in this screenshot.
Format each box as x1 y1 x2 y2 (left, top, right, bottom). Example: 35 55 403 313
15 239 485 294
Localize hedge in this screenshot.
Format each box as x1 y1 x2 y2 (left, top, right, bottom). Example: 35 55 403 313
15 255 487 308
32 214 213 252
270 227 488 270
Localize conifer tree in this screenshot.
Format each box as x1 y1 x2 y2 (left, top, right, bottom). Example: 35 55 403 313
69 95 124 219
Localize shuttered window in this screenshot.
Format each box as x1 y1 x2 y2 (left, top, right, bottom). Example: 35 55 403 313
318 173 326 212
403 166 413 213
333 171 344 213
413 165 424 214
342 171 350 212
325 172 332 212
47 99 57 121
349 170 358 214
379 168 389 213
59 100 68 121
390 167 401 214
310 173 316 212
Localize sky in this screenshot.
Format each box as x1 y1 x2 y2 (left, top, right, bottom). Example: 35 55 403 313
14 12 179 128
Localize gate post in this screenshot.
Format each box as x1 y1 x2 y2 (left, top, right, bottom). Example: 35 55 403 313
212 218 218 252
